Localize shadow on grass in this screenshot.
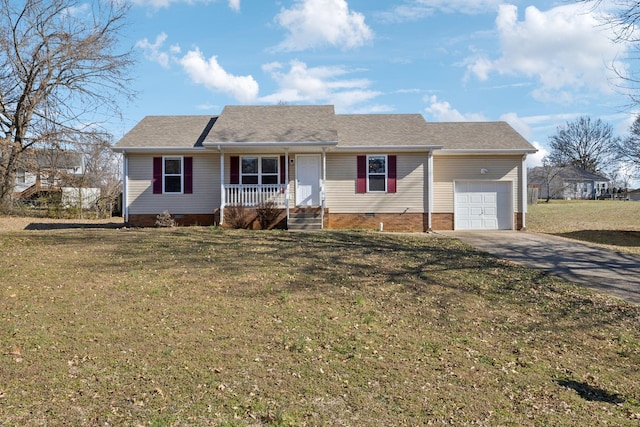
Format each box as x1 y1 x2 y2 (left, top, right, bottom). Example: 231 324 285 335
553 230 640 248
24 221 124 230
556 378 624 403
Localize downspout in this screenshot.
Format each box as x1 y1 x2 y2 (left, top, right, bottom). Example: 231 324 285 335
219 147 225 225
427 151 434 231
322 148 327 229
521 154 527 230
122 151 128 224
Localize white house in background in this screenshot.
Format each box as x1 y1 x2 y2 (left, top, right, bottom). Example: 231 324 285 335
529 166 609 200
113 105 537 231
14 148 100 209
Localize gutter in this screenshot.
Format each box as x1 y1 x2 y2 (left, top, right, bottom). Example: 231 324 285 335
436 148 538 155
111 146 209 153
334 145 443 152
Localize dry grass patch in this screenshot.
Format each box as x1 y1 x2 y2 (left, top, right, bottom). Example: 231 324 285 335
1 227 639 426
528 200 640 255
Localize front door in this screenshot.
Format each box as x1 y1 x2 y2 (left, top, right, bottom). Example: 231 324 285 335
296 155 321 206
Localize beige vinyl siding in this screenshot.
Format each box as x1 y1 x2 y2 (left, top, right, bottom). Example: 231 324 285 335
325 153 426 213
433 155 522 213
127 153 220 215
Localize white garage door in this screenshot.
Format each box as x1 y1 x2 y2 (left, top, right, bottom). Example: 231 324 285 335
455 181 512 230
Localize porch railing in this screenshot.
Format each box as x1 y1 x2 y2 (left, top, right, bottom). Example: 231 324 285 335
224 184 287 207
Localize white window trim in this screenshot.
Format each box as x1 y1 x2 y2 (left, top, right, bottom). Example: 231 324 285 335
240 155 279 185
367 154 387 193
163 155 184 194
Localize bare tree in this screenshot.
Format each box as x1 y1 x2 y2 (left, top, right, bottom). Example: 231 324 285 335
529 157 568 202
619 113 640 172
547 116 618 174
0 0 134 211
578 1 640 105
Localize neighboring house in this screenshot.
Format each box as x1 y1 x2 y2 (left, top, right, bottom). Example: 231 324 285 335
14 148 99 209
529 166 609 200
113 105 537 231
628 188 640 201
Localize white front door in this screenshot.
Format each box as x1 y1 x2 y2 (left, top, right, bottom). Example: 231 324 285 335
296 155 321 206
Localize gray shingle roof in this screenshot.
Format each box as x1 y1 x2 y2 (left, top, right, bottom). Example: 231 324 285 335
336 114 439 147
204 105 337 144
114 116 217 149
424 122 535 151
113 106 536 153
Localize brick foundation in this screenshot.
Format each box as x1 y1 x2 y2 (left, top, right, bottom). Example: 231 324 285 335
325 212 426 232
515 212 524 230
431 213 454 230
128 213 218 227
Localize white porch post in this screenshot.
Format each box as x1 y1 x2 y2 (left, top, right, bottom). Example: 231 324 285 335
427 151 434 231
122 151 128 223
521 154 527 230
285 149 290 222
220 150 225 225
321 148 326 229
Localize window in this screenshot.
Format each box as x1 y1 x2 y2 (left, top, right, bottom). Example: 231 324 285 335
241 156 279 185
357 155 396 194
153 156 193 195
368 155 387 192
164 157 183 193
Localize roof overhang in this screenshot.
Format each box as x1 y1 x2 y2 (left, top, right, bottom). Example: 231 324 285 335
334 145 443 153
112 147 208 153
435 148 538 155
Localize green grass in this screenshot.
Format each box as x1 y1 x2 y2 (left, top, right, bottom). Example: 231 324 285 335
528 200 640 254
1 227 639 425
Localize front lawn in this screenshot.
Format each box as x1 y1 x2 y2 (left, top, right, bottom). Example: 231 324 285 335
1 227 639 425
528 200 640 255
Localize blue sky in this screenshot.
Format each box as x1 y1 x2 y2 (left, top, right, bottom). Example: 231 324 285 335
117 0 638 170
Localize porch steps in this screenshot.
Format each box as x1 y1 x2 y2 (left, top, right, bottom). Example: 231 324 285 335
288 209 322 231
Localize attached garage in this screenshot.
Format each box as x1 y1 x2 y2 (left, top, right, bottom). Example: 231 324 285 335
454 181 513 230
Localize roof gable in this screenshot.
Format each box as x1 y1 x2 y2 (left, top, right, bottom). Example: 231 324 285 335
204 105 337 144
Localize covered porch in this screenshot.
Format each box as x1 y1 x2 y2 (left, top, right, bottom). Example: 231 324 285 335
217 149 330 229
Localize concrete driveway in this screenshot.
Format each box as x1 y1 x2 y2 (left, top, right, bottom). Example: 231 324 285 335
440 231 640 305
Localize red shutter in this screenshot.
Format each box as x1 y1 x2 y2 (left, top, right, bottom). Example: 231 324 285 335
230 156 240 184
356 155 367 193
153 157 162 194
184 157 193 194
387 155 397 193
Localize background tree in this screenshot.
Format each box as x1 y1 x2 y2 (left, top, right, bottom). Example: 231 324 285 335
529 157 568 202
0 0 134 212
579 1 640 105
619 113 640 172
547 116 618 174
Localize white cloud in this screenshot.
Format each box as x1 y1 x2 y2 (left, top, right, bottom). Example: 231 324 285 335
423 95 486 122
260 60 381 111
136 33 173 68
527 141 548 168
274 0 373 51
466 4 630 103
377 0 502 23
228 0 240 12
180 48 259 103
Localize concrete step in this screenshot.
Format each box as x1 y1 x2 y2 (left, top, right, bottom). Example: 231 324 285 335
287 209 323 230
